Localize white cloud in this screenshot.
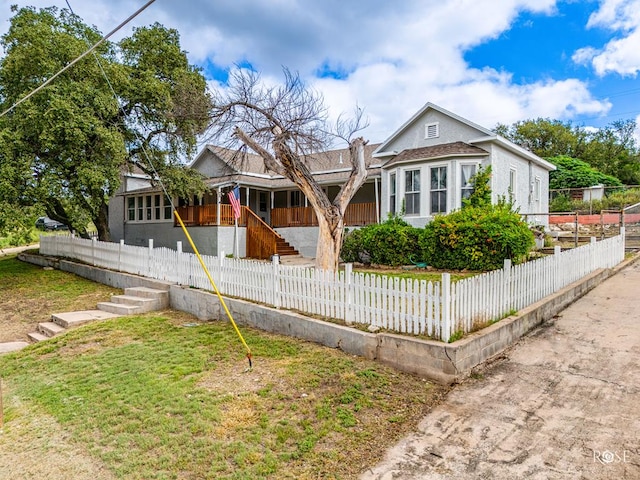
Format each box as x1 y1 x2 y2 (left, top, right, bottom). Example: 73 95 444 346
1 0 612 144
576 0 640 76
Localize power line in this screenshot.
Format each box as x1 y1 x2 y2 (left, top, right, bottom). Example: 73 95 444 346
0 0 156 118
62 0 254 368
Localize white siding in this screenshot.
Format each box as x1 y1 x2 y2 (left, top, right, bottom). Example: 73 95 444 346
383 110 487 154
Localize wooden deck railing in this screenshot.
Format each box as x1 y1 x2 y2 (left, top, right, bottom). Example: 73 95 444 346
246 209 282 259
176 202 377 228
175 204 247 227
271 202 377 227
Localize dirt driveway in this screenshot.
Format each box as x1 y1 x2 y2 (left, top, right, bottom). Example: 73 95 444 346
362 259 640 480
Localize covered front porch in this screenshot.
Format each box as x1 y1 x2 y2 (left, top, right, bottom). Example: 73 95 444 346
173 181 381 259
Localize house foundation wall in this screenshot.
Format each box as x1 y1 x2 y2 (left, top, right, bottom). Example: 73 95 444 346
121 224 246 257
274 226 319 257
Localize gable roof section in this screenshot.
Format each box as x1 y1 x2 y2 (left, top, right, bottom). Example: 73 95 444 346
382 142 489 168
373 102 494 157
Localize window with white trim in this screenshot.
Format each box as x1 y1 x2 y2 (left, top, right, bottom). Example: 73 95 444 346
509 167 517 198
404 169 420 215
430 166 447 214
534 177 541 203
127 194 173 222
460 164 477 201
425 122 439 139
389 172 397 214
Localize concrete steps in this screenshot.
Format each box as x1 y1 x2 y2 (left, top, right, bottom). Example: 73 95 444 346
27 286 170 343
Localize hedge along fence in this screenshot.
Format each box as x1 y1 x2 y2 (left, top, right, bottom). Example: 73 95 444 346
39 232 625 342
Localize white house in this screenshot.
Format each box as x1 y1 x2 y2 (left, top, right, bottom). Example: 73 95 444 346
109 102 554 258
374 103 555 227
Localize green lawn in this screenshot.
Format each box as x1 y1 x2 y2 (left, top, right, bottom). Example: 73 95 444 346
0 256 446 479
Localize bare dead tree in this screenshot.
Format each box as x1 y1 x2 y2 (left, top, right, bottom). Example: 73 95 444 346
208 67 368 271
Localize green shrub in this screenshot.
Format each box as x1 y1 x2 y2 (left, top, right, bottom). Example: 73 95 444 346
550 187 640 213
549 194 574 212
463 166 492 208
547 155 622 189
420 203 534 271
341 216 420 266
0 203 41 247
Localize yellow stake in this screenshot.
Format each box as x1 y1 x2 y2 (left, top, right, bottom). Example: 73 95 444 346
174 210 252 367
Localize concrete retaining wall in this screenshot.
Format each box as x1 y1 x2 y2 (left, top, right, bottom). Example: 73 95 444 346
18 251 633 385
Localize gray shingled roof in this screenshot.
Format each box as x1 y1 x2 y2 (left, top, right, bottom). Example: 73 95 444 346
205 142 382 176
383 142 488 168
200 142 382 189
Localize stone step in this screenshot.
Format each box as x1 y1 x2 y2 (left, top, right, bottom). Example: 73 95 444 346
124 287 169 308
52 310 121 329
1 341 30 352
37 321 66 337
27 332 49 343
110 294 160 313
97 301 141 316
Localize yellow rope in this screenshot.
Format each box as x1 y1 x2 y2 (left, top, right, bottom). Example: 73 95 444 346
174 210 252 367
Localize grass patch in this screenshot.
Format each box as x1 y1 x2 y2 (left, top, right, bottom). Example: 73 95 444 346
0 255 447 479
0 255 120 342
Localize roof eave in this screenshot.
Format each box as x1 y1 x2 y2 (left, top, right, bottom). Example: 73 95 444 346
469 135 556 171
382 151 489 168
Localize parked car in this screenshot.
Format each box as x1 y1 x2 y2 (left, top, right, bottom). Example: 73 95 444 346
35 216 67 231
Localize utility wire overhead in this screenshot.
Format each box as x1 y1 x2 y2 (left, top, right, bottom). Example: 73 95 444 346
0 0 157 118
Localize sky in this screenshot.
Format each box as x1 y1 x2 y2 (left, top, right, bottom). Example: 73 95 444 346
2 0 640 147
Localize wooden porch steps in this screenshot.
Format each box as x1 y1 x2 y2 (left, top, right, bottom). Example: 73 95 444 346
276 239 299 256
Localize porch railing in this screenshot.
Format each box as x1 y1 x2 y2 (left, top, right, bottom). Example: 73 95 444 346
175 204 247 227
246 208 281 259
271 202 377 227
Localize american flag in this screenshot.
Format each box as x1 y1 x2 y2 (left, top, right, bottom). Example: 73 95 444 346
228 186 241 220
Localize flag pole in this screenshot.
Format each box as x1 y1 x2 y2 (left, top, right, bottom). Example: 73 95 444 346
234 216 239 258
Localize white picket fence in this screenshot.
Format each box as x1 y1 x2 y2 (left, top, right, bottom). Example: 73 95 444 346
39 231 625 342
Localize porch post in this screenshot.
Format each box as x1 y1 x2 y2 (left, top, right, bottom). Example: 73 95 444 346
216 188 221 226
374 177 380 223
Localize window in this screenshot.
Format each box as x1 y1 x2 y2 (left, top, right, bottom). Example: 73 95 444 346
430 166 447 214
509 167 517 199
534 177 541 203
405 170 420 215
425 122 439 139
154 194 161 220
290 190 302 207
127 197 135 221
259 192 267 212
127 194 173 222
389 173 397 214
460 164 477 201
145 195 152 220
164 196 172 219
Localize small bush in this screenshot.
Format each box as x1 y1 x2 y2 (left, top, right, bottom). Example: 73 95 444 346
549 194 574 212
420 203 534 271
341 216 420 266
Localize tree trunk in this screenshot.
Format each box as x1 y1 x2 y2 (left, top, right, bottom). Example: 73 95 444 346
235 127 368 272
94 201 111 242
315 213 344 271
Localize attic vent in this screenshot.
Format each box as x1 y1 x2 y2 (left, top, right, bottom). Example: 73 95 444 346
425 122 439 139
